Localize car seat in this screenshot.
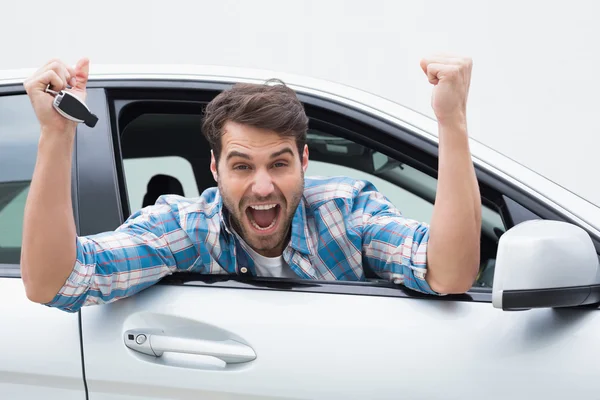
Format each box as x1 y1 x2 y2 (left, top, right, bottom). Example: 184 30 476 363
142 174 185 207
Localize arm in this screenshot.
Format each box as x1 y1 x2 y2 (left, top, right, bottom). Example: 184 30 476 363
420 55 482 293
20 59 198 311
21 58 87 303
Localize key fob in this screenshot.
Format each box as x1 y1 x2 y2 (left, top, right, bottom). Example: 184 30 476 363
46 86 98 128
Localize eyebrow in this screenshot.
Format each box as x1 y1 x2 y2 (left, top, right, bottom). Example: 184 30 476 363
226 150 251 161
226 147 295 162
270 147 295 159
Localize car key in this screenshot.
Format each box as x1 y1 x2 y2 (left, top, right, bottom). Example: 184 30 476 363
45 85 99 128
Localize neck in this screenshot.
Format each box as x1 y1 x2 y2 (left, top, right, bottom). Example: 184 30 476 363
254 245 285 258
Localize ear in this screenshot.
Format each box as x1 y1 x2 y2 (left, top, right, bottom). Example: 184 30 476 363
301 144 309 173
210 150 218 182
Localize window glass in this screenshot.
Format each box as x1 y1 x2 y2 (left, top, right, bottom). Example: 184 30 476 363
123 156 200 213
306 161 434 224
0 94 41 265
306 130 436 223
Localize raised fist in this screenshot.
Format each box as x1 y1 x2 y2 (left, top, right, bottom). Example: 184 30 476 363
420 55 472 125
23 58 90 133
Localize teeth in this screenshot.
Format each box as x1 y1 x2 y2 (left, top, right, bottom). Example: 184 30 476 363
247 204 279 231
250 204 277 210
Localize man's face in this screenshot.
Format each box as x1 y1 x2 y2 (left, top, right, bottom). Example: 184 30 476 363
211 121 308 257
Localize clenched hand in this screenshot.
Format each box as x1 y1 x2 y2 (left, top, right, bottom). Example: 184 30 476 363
23 58 90 134
420 55 472 126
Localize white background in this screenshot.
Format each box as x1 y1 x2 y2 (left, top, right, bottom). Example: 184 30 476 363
2 0 598 204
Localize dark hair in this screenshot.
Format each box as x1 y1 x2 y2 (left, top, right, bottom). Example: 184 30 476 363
202 79 309 164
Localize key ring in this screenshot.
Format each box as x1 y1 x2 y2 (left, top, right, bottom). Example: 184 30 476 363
45 85 60 96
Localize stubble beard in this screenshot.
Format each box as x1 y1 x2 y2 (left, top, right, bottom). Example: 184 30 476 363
219 173 304 256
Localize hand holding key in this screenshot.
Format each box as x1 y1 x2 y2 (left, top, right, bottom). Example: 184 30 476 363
23 58 92 134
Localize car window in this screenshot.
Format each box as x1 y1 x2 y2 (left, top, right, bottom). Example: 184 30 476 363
307 159 434 224
306 129 504 289
0 94 41 266
115 100 503 290
307 133 505 237
118 111 211 216
123 156 200 213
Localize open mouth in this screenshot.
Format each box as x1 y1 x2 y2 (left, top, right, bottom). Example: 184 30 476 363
245 204 281 234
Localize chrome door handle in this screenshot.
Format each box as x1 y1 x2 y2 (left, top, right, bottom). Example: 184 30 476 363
124 329 256 364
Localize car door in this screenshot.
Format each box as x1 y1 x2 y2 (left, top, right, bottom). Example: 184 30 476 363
77 78 600 400
0 88 86 399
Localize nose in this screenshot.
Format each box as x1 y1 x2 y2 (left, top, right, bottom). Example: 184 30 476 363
252 168 275 198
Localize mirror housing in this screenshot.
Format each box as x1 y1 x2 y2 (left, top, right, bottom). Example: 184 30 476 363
492 220 600 310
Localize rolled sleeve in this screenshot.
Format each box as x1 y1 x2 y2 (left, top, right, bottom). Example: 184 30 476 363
44 238 95 313
358 187 441 295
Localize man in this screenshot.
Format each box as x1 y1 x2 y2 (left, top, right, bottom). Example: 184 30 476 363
21 56 481 312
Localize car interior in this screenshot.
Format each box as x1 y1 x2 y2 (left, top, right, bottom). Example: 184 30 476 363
142 174 185 208
113 95 506 290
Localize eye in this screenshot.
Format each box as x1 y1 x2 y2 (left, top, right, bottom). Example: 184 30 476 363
273 162 288 168
233 164 250 171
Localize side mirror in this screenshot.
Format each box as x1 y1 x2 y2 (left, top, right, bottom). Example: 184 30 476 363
492 220 600 310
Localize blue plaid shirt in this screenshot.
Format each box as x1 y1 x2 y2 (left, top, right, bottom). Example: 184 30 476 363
47 176 439 312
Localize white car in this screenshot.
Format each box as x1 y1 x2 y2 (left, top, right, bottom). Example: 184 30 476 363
1 65 599 400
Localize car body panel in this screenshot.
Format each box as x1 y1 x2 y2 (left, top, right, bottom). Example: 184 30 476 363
0 278 85 399
81 282 600 400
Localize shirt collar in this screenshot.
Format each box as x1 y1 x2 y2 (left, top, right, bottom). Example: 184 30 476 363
214 190 233 235
289 198 313 256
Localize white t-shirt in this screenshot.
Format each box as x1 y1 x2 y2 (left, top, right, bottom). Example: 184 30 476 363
232 229 298 278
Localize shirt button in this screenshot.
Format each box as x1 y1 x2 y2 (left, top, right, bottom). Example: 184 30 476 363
240 267 248 274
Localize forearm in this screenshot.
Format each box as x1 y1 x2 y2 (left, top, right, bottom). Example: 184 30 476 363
426 119 481 293
21 128 77 303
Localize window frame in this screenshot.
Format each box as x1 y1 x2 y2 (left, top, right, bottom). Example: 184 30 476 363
78 78 600 304
0 85 81 277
